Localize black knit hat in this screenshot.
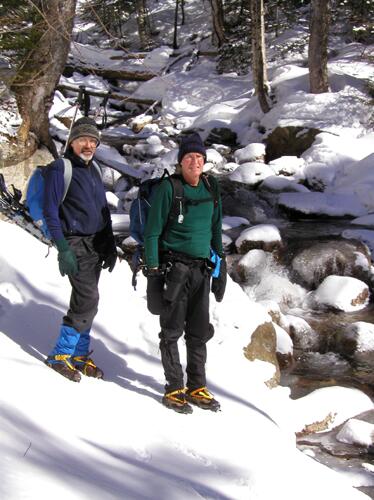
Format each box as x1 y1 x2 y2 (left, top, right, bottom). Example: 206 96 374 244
68 117 100 146
177 133 206 163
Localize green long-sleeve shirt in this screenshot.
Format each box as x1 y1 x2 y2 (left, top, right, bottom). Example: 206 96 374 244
144 175 223 268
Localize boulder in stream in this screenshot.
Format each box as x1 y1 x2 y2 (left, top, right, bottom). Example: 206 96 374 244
335 321 374 367
313 275 369 312
235 224 282 254
291 239 371 288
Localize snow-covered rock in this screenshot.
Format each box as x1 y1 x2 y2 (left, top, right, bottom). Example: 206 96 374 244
234 143 266 164
259 176 310 193
335 321 374 366
278 192 367 218
235 224 282 254
336 418 374 448
236 249 268 283
229 162 274 187
291 240 371 288
313 275 369 312
269 155 305 176
286 315 320 351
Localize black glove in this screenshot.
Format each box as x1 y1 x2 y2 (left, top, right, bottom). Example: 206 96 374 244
55 238 78 277
102 233 117 273
102 252 117 272
211 256 227 302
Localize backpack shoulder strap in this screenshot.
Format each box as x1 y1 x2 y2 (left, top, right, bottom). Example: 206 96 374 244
92 159 103 179
160 174 184 240
61 158 73 203
201 173 219 207
168 174 184 213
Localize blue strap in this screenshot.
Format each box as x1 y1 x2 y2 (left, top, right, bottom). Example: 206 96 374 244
210 249 221 278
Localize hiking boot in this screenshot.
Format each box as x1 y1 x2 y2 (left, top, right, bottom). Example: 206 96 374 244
45 354 81 382
162 388 193 414
185 387 221 412
72 352 104 379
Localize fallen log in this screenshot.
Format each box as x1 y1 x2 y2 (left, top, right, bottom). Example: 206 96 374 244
64 64 156 81
57 82 156 106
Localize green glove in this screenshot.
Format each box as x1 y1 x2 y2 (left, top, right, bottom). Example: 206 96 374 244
55 238 78 277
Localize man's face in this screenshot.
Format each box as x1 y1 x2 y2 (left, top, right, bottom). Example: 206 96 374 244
180 152 205 186
70 136 98 163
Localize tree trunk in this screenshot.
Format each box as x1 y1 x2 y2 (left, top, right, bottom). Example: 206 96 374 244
136 0 153 50
210 0 226 47
11 0 77 158
251 0 270 113
173 0 179 50
181 0 186 24
308 0 330 94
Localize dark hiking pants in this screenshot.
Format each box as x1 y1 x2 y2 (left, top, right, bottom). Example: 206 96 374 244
159 260 214 393
63 235 103 333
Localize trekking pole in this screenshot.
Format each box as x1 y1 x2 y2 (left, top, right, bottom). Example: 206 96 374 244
63 85 85 155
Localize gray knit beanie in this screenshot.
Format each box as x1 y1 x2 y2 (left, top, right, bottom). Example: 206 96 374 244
68 117 100 146
177 133 206 164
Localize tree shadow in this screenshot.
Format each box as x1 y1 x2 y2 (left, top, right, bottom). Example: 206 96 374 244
1 406 239 500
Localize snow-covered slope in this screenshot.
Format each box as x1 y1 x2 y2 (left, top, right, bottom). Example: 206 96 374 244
0 221 372 499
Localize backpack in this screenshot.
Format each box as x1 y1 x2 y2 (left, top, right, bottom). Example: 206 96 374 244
26 157 102 240
129 169 219 287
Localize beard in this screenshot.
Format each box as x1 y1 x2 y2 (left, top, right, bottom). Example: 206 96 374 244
79 151 94 162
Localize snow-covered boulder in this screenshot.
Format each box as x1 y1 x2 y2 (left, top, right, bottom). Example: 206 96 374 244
236 249 267 283
278 192 367 218
335 321 374 366
336 418 374 448
229 162 274 187
285 314 320 351
291 240 371 288
235 224 282 254
233 143 265 164
259 176 310 193
269 156 305 177
313 275 369 312
205 148 225 170
304 161 337 191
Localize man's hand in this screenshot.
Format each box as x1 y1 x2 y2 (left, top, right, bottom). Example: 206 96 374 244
55 238 79 277
211 256 227 302
102 252 117 272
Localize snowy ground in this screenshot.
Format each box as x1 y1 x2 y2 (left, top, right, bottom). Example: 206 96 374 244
1 221 373 499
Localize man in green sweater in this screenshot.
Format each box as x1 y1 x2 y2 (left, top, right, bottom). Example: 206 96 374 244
144 133 226 414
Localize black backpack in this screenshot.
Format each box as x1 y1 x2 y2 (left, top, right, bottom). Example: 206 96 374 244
129 170 218 287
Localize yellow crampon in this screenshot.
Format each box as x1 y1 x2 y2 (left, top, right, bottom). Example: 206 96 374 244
72 355 97 375
187 387 214 400
52 354 76 371
164 388 186 404
185 386 221 411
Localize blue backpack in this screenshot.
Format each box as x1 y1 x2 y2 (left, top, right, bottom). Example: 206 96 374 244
26 158 102 240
